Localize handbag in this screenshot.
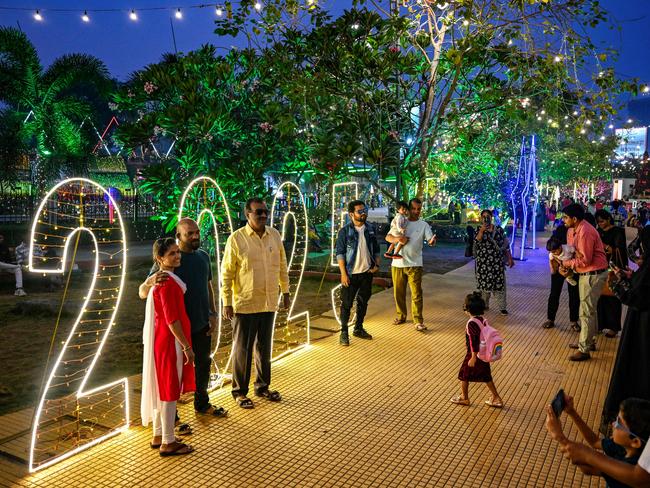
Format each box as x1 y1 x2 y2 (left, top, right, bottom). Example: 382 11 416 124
601 248 622 297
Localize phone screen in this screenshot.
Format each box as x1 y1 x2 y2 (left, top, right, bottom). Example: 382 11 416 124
551 389 565 417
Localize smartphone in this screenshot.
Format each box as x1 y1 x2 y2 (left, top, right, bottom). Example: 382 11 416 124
551 389 565 417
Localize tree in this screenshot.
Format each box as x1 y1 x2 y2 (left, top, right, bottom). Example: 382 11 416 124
216 0 638 204
0 27 113 179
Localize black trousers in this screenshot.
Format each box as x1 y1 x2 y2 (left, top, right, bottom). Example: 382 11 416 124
191 326 212 412
597 295 622 333
547 272 579 322
340 272 373 332
231 312 274 398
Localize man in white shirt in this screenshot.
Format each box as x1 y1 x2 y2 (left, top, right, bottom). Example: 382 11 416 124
335 200 380 346
386 198 436 331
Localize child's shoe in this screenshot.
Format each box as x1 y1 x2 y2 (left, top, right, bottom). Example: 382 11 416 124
392 253 403 259
383 251 394 259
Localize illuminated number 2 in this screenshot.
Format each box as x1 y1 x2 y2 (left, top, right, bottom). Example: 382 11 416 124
329 182 358 325
178 177 234 389
270 182 310 359
28 178 128 472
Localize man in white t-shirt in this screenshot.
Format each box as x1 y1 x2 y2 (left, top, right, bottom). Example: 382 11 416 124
386 198 436 331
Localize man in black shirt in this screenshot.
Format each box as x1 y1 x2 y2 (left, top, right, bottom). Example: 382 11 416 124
140 218 226 418
0 235 26 296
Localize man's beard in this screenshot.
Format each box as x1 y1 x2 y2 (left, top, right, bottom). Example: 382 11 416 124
190 239 201 250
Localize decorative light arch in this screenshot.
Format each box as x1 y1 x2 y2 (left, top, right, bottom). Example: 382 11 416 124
28 178 128 472
270 181 311 359
178 176 234 389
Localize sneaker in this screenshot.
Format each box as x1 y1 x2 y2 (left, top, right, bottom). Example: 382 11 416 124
569 351 591 362
339 332 349 346
542 320 555 329
569 343 596 352
14 288 27 297
352 328 373 340
500 310 508 316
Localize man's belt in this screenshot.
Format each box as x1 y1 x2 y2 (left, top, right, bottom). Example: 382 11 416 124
578 268 608 276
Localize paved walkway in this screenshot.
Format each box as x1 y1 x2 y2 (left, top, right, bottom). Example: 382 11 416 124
0 237 615 487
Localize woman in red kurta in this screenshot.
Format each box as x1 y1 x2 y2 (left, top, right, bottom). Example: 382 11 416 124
141 238 196 456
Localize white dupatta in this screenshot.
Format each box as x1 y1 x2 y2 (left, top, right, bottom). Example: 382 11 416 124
141 270 187 426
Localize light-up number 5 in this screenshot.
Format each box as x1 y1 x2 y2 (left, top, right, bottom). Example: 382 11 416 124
178 177 234 390
270 182 310 359
28 178 128 472
329 182 358 324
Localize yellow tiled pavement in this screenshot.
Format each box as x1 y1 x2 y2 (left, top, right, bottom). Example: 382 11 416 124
1 239 615 487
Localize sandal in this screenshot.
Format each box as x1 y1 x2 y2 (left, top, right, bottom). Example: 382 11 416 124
151 437 182 449
485 399 504 409
174 422 192 436
159 441 194 457
415 323 427 332
235 396 255 409
256 389 282 402
450 395 470 406
196 405 228 417
393 318 406 325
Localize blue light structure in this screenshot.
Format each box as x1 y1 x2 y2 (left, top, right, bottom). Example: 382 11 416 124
509 135 539 260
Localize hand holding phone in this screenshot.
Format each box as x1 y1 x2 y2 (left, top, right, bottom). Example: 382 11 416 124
551 389 566 417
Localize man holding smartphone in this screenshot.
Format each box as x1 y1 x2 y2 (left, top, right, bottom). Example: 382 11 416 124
386 198 437 331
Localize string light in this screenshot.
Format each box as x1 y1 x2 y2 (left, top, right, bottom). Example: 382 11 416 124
175 8 182 19
33 10 42 21
254 1 263 11
28 178 128 472
82 10 90 22
129 9 137 21
216 6 223 16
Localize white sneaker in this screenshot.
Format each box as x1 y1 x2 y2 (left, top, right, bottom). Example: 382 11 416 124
14 288 27 297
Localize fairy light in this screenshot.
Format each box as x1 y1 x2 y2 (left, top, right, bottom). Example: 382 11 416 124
175 8 182 19
254 1 263 11
178 177 233 389
129 9 137 21
330 182 358 266
216 6 223 16
28 178 128 472
82 11 90 22
270 181 311 358
33 10 43 21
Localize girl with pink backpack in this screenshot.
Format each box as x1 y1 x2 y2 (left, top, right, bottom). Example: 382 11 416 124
451 292 504 408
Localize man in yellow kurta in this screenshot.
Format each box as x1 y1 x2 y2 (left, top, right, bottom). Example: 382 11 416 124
221 197 290 409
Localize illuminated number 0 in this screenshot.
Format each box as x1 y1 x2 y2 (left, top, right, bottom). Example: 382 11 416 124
178 177 234 389
28 178 128 472
270 182 311 359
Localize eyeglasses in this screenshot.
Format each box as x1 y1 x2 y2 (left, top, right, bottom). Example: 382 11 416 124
251 208 268 216
614 415 646 443
354 209 367 215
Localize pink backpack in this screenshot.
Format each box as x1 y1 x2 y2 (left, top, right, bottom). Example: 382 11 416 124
466 317 503 362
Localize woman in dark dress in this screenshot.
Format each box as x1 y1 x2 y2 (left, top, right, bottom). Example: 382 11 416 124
474 209 515 314
601 227 650 429
595 210 629 338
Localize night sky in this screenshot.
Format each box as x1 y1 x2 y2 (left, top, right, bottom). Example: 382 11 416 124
1 0 649 95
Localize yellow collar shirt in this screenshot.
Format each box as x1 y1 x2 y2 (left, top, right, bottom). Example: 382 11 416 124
221 224 290 314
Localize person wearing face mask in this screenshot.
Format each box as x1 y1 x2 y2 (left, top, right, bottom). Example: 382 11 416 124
221 198 290 409
473 209 515 316
601 227 650 430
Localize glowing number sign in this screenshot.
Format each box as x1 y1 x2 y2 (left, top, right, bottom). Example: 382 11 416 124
28 178 128 472
178 177 234 389
270 182 310 359
330 182 358 325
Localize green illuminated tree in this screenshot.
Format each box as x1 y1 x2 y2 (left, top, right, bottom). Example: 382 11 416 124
0 27 113 177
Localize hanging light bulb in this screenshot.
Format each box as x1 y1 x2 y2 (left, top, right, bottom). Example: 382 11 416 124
175 8 182 19
216 6 223 16
553 55 562 62
34 10 43 21
643 85 650 93
254 1 263 11
82 11 90 22
129 9 137 21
